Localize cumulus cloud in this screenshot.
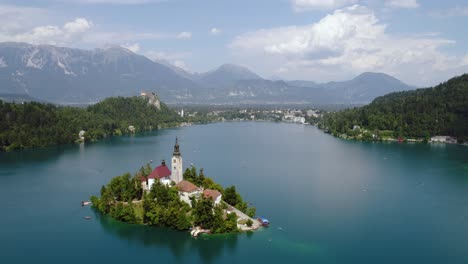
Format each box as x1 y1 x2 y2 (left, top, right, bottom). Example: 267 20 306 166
63 18 93 33
210 28 221 35
386 0 419 9
229 5 467 86
291 0 358 11
0 17 94 45
177 31 192 39
121 42 140 52
0 5 193 48
172 60 188 70
145 50 190 70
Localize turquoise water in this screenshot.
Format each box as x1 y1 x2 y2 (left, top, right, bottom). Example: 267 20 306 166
1 122 468 263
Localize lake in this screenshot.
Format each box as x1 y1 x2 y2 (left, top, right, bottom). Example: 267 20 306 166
1 122 467 263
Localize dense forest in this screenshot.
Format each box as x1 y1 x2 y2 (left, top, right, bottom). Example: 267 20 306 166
318 74 468 142
91 164 256 234
0 96 182 151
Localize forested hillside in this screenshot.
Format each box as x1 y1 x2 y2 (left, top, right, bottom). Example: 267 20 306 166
318 74 468 142
0 96 181 151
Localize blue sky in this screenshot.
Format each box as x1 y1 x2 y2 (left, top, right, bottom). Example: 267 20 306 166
0 0 467 86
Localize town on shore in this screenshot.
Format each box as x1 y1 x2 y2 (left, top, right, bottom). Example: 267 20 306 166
181 106 464 145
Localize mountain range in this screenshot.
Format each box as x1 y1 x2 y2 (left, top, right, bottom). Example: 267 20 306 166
0 42 415 105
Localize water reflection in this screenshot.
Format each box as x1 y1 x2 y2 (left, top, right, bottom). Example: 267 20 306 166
95 210 239 263
0 145 66 168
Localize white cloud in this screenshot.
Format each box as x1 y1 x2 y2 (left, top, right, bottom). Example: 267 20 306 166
0 5 48 35
230 5 466 86
0 5 191 48
177 31 192 39
463 54 468 65
63 18 93 33
0 57 7 67
121 42 140 52
291 0 358 11
172 60 188 70
145 50 191 70
210 28 221 35
1 17 94 45
386 0 419 9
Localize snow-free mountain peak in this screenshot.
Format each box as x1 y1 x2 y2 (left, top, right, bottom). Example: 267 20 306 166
0 42 415 104
196 63 262 87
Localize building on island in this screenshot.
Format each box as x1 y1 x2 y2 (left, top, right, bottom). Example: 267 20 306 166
175 180 201 195
175 180 202 205
171 137 183 184
141 138 224 208
141 137 184 190
203 189 222 205
141 160 172 190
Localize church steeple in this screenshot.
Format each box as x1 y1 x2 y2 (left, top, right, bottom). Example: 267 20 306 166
173 137 181 156
171 137 183 184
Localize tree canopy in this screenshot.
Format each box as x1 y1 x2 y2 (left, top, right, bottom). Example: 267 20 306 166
0 96 181 151
91 164 257 234
318 74 468 142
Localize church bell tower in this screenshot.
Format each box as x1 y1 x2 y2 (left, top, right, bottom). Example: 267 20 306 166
171 137 183 184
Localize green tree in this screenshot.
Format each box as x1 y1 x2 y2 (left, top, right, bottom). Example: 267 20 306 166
224 186 239 206
194 197 214 229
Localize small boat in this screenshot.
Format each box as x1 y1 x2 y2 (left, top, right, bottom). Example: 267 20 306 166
81 201 92 206
257 217 270 227
84 216 92 220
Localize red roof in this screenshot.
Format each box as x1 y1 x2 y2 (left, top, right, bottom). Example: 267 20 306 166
175 180 199 192
203 189 222 201
147 164 171 180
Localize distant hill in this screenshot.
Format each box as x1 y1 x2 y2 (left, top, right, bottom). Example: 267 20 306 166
0 42 415 105
286 80 319 88
185 70 414 104
319 72 415 104
0 93 46 103
0 95 181 151
193 63 262 88
319 74 468 142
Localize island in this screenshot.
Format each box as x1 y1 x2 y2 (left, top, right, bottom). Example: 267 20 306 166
90 138 262 235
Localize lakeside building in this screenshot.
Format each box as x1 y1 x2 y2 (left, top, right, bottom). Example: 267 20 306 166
141 160 172 190
203 189 222 205
141 137 184 190
431 136 457 143
175 180 203 205
140 138 224 208
171 137 183 183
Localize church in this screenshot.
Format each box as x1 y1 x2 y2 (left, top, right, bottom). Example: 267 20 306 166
141 137 184 190
140 137 222 207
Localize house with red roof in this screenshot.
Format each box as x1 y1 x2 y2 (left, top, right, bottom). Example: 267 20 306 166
141 160 172 190
203 189 222 205
141 137 185 191
175 180 203 206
